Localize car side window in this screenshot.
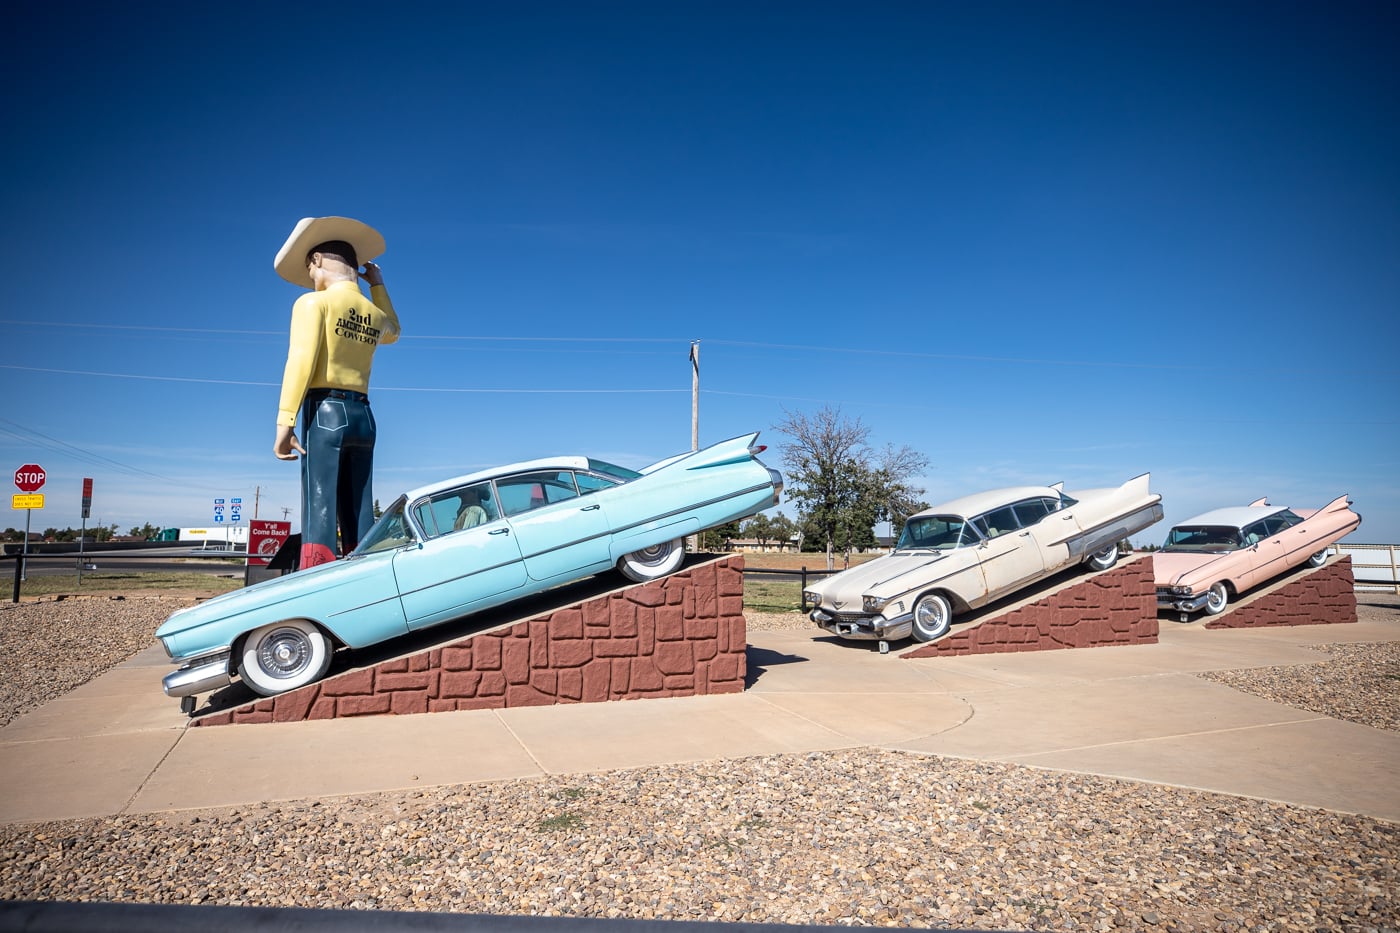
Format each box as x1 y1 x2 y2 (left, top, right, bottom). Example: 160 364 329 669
496 471 580 517
414 482 501 538
576 471 621 495
1012 498 1052 526
977 505 1021 539
1258 513 1301 538
1242 521 1268 546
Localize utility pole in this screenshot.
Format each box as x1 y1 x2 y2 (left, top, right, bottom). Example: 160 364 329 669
253 486 261 520
689 340 700 452
688 340 700 553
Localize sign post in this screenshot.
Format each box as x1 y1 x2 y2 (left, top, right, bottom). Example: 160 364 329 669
12 464 46 583
78 478 94 587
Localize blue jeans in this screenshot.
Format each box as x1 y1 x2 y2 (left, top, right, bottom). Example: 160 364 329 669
299 389 376 566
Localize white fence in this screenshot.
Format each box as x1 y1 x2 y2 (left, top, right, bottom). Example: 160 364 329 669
1337 544 1400 594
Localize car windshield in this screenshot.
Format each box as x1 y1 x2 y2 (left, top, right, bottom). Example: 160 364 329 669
349 498 417 556
1161 525 1241 552
896 515 975 550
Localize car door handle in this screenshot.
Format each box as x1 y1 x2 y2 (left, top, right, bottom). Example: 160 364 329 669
580 504 601 512
1018 531 1031 537
489 528 510 536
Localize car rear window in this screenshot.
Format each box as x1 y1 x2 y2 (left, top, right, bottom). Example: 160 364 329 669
587 459 641 483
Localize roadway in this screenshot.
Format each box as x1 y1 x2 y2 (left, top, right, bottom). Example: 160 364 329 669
6 546 246 579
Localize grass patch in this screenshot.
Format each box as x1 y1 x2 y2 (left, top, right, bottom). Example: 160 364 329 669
736 551 882 614
551 786 588 801
7 571 243 599
743 577 806 614
536 813 584 833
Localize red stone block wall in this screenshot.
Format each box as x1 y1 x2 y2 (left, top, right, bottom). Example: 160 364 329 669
1204 556 1357 629
902 557 1157 659
195 556 748 727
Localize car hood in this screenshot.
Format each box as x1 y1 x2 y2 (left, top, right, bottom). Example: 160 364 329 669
810 551 958 604
1151 550 1237 589
155 557 372 639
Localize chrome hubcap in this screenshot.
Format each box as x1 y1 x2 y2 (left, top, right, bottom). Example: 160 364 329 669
633 542 673 566
258 629 312 679
916 599 947 630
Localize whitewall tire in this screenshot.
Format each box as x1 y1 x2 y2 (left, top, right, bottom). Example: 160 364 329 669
619 538 686 583
238 620 332 696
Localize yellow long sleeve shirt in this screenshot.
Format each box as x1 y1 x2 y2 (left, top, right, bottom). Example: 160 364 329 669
276 280 401 427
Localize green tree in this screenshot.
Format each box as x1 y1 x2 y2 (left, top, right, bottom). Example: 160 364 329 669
773 406 928 568
744 514 774 548
699 520 741 550
768 512 797 550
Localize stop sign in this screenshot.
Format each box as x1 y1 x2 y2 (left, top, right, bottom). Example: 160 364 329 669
14 464 45 492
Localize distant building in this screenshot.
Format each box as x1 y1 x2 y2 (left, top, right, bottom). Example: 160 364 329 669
179 526 248 546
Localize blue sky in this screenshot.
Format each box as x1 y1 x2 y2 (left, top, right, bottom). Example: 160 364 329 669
2 1 1396 543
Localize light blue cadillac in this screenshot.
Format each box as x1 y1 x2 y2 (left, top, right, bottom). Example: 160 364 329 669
156 433 782 710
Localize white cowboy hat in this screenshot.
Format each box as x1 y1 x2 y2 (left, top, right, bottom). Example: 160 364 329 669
274 216 386 288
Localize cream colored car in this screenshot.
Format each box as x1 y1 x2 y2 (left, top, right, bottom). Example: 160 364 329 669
806 474 1163 645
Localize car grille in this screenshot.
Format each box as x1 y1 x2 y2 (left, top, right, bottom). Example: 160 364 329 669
826 610 876 624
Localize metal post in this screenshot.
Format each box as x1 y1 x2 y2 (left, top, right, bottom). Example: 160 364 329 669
20 509 30 582
11 553 22 603
690 340 699 452
687 341 700 553
77 514 87 588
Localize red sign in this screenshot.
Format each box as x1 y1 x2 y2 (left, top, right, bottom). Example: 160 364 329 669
248 519 292 567
14 464 45 493
82 477 93 520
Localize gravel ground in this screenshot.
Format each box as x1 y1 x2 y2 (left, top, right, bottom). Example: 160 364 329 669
0 596 191 728
1 595 1397 931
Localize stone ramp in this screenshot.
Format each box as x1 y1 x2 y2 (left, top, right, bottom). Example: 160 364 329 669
899 553 1157 659
893 553 1358 661
191 555 747 727
1198 554 1356 629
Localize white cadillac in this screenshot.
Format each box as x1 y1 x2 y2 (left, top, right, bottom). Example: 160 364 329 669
806 474 1163 645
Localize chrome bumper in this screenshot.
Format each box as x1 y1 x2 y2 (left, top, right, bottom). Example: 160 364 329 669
1157 592 1211 613
163 653 232 698
809 608 913 642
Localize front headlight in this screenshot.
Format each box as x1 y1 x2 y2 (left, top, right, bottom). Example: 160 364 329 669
803 591 822 606
1171 586 1193 596
862 595 888 613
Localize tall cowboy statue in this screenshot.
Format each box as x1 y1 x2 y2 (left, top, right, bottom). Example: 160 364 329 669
273 216 401 568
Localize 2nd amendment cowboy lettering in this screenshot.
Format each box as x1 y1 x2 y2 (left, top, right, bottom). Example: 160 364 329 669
335 307 382 345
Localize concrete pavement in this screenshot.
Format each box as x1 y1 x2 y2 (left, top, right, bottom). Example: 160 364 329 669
2 613 1398 825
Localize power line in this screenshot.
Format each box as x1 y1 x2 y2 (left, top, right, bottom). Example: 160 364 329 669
0 417 184 484
0 364 686 394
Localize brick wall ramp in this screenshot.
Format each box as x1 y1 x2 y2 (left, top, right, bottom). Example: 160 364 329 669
1198 554 1357 629
192 555 747 727
899 554 1157 659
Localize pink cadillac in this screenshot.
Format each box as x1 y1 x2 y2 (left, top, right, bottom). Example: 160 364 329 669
1154 495 1361 619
